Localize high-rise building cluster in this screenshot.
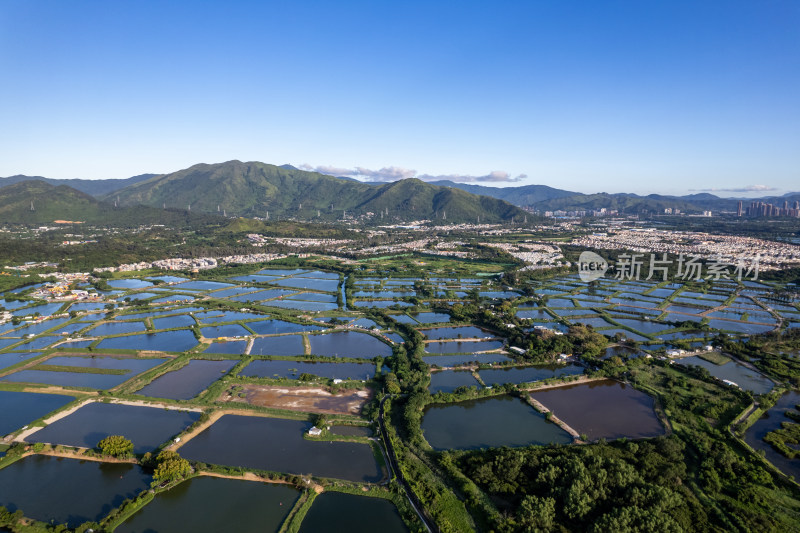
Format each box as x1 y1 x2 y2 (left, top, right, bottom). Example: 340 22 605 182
739 200 800 217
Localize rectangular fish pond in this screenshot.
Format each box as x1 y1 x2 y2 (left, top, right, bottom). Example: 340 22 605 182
177 415 382 483
421 395 572 450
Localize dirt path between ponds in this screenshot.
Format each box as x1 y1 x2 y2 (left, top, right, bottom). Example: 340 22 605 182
16 449 137 464
519 375 605 392
196 471 324 492
17 385 96 396
526 396 583 441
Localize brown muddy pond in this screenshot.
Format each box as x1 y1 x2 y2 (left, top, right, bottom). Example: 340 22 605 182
531 379 665 440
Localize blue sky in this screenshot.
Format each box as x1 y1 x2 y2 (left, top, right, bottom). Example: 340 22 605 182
0 1 797 196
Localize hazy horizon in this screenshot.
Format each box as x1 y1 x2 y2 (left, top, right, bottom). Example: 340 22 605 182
3 159 797 200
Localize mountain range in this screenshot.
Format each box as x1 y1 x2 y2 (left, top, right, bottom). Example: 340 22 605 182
2 161 798 223
0 173 157 197
0 180 217 226
104 161 527 222
0 162 528 224
423 182 800 214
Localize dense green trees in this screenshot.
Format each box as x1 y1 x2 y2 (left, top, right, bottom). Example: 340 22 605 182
97 435 133 458
150 450 192 487
458 439 703 532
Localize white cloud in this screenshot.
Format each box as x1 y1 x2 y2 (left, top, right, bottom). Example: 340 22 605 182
299 164 525 183
690 185 777 193
418 170 527 183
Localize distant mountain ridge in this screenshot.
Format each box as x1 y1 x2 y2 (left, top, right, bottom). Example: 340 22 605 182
427 181 578 206
104 160 528 222
0 173 158 197
410 181 800 214
0 180 217 226
3 164 798 216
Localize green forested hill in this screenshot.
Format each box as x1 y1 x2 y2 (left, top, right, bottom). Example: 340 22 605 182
106 160 529 222
0 180 218 226
429 180 577 206
0 173 157 196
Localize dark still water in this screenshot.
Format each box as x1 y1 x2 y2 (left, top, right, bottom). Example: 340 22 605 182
135 359 237 400
308 331 392 358
428 371 481 394
0 455 149 527
117 476 299 533
530 379 665 440
178 415 382 482
744 390 800 480
97 330 199 352
421 395 572 450
424 340 504 354
680 356 774 395
298 491 408 533
28 402 200 453
423 353 511 367
2 368 138 390
478 364 583 386
0 390 74 436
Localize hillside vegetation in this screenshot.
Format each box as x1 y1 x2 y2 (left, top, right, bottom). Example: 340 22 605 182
106 160 529 223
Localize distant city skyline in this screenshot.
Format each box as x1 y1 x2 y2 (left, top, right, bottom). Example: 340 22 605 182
0 1 797 196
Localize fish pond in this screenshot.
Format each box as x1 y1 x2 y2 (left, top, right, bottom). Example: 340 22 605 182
530 379 665 440
204 340 248 354
478 364 583 386
429 370 482 393
97 330 199 352
308 331 392 358
680 355 774 394
135 359 237 400
298 492 408 533
273 277 339 292
251 335 306 356
0 455 150 527
152 314 197 329
422 326 493 340
173 281 234 291
108 279 153 290
424 340 504 354
0 390 74 436
248 319 325 335
2 355 167 390
0 351 43 371
200 324 251 338
86 322 145 337
410 312 450 323
116 476 299 533
270 299 340 311
28 402 200 453
423 353 511 367
744 390 800 481
421 395 572 450
177 415 382 482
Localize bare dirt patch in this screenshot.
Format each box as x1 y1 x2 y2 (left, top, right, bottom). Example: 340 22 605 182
223 385 371 415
